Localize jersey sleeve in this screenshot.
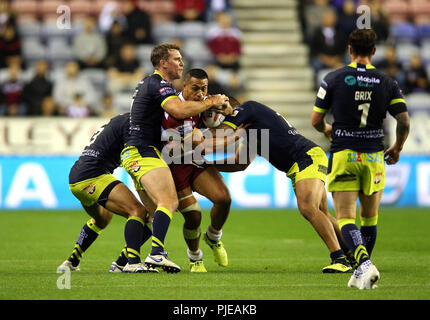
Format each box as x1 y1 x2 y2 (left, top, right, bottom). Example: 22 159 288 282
222 106 247 129
313 74 333 114
150 77 177 108
387 79 408 116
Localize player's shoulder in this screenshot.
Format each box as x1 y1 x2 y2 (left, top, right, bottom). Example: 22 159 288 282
323 65 351 84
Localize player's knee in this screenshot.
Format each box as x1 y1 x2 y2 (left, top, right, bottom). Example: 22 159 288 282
297 201 319 221
211 189 231 208
127 203 146 220
183 210 202 230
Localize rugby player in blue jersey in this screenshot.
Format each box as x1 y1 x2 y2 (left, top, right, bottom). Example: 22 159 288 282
57 113 158 273
120 44 230 273
205 98 353 273
311 28 410 289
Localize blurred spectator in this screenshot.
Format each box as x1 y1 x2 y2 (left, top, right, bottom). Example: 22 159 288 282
98 1 127 34
375 45 405 88
207 11 242 71
174 0 206 23
368 0 389 43
337 0 358 38
65 93 93 118
0 0 16 30
0 23 22 68
105 20 128 68
41 96 60 116
310 10 347 75
331 0 358 11
95 92 120 118
304 0 335 43
123 0 153 44
107 43 145 94
404 54 429 94
22 60 53 115
0 63 26 116
205 0 231 22
53 61 97 114
73 16 107 69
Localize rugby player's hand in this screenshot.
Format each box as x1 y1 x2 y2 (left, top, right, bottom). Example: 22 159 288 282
218 100 233 115
384 145 401 165
210 94 229 110
323 123 332 142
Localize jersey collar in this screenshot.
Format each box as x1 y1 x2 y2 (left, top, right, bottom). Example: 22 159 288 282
348 62 376 69
153 70 165 79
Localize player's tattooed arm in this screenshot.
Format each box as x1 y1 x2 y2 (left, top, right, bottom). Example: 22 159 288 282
384 111 410 165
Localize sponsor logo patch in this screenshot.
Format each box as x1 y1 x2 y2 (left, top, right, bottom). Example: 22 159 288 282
374 172 382 184
84 183 96 194
130 161 141 172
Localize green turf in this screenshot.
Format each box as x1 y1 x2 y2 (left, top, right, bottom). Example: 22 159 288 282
0 208 429 300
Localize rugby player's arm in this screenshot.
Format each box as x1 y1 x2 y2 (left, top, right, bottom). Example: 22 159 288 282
384 111 410 165
189 124 247 154
311 110 332 141
211 142 256 172
162 94 229 119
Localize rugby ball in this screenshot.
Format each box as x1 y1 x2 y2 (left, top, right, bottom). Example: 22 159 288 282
202 109 225 128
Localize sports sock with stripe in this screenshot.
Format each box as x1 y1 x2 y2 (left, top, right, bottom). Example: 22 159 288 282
115 223 152 266
68 219 101 267
150 207 173 255
124 216 145 264
338 218 370 266
360 215 378 257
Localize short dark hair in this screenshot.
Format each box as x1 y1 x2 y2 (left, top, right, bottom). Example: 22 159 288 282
150 43 181 68
184 68 208 82
348 28 377 57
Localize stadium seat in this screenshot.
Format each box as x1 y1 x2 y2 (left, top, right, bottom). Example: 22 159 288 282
80 69 107 93
176 21 207 40
17 20 42 38
420 42 430 64
182 38 213 65
396 43 420 65
113 93 133 113
22 38 46 62
46 38 75 63
391 23 419 43
136 44 153 70
405 92 430 110
417 24 430 40
10 0 38 15
152 22 178 42
373 45 387 65
69 0 95 15
40 0 65 15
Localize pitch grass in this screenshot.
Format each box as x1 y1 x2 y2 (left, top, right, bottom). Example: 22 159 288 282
0 208 429 300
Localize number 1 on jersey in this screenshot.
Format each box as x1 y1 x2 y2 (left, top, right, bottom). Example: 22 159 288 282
358 103 370 128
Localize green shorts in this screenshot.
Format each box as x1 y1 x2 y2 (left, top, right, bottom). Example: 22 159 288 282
121 145 169 191
327 149 385 196
69 174 119 207
286 146 328 190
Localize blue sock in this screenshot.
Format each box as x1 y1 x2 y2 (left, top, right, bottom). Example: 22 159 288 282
338 218 370 266
68 219 101 267
124 217 144 264
151 207 172 255
360 215 378 257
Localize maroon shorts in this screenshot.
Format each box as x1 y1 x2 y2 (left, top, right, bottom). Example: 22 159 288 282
169 164 206 192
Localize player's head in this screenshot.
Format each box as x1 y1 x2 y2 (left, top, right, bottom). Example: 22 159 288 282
151 43 184 81
348 28 377 58
182 68 208 102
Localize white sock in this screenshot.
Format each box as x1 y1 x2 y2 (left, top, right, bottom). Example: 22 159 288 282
187 248 203 261
206 225 222 243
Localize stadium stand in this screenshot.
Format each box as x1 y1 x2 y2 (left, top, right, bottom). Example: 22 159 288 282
1 0 245 117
